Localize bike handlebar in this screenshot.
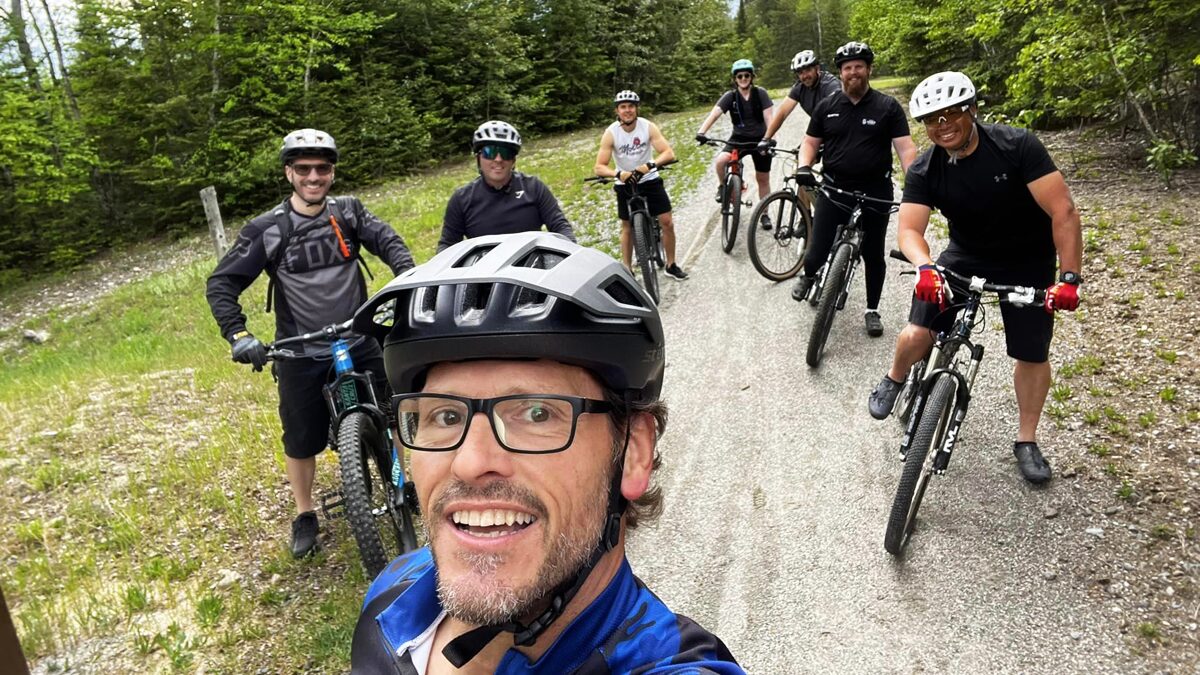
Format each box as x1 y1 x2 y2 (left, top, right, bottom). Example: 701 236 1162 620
584 160 676 185
819 182 900 208
700 137 761 151
889 250 1047 306
266 319 356 359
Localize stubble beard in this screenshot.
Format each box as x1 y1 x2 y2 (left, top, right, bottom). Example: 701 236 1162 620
428 474 609 626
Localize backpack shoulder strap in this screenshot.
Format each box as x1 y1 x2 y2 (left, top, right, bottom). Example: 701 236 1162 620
265 200 292 313
327 196 375 281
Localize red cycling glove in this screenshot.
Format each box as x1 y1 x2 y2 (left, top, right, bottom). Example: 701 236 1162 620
914 264 947 306
1045 281 1080 313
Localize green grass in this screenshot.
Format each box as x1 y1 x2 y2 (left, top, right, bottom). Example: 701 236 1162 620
0 105 722 672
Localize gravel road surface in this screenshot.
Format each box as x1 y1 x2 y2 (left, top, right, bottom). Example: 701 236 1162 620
626 100 1141 673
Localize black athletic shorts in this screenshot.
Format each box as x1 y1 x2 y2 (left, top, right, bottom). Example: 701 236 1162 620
907 247 1056 363
615 178 673 221
722 141 772 173
275 337 389 459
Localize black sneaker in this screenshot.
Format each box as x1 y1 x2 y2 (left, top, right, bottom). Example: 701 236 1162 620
1013 442 1052 484
290 511 320 558
869 375 903 419
865 310 884 337
791 275 814 302
715 185 725 203
760 214 773 230
664 263 688 281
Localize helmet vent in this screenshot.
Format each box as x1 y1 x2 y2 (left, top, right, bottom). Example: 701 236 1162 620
454 247 494 268
413 287 437 322
512 285 550 314
515 249 565 270
460 283 493 318
601 276 647 309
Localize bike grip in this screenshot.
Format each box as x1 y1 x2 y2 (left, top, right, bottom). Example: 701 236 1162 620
889 249 911 263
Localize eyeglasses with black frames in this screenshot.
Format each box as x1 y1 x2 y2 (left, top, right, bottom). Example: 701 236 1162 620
479 145 518 161
734 72 754 81
393 393 616 454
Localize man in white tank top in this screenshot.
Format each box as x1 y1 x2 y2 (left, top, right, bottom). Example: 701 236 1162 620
594 91 688 280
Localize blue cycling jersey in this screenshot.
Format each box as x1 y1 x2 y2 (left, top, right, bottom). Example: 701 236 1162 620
351 547 744 674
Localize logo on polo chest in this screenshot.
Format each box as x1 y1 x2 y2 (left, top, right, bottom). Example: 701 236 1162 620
994 173 1008 183
861 118 877 126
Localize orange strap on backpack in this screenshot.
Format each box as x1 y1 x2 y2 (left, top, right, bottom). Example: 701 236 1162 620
329 214 352 259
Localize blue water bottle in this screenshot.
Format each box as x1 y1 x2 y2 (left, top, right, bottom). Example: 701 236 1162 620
332 339 357 406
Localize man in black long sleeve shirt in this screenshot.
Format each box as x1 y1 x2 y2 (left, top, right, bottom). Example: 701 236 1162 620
437 120 574 252
206 129 414 558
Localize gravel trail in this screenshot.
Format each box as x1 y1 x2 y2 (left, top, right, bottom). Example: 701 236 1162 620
627 99 1140 673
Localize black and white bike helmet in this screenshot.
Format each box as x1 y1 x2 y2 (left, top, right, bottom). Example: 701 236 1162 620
280 128 339 165
471 120 522 154
909 71 977 120
833 41 874 67
791 50 818 71
353 231 665 405
614 90 640 105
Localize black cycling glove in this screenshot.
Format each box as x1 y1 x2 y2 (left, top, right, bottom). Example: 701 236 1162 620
230 332 268 372
795 166 818 188
695 132 709 145
757 138 777 152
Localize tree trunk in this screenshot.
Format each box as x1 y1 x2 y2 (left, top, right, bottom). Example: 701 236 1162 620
25 0 58 87
1100 6 1157 141
209 0 221 126
5 0 44 94
812 0 823 58
39 0 80 120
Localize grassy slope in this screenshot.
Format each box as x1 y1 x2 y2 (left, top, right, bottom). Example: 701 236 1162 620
0 108 715 673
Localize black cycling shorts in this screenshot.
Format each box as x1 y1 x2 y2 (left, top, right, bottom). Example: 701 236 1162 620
722 142 772 174
615 179 673 221
907 248 1056 363
276 338 389 459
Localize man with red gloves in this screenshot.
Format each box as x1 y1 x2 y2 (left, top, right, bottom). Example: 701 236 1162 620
867 72 1082 484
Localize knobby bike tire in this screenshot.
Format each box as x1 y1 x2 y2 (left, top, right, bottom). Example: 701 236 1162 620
747 191 811 281
884 374 956 555
721 173 742 253
337 412 397 577
806 243 852 367
632 212 660 303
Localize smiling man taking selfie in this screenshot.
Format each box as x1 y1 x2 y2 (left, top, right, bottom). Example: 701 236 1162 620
349 232 743 674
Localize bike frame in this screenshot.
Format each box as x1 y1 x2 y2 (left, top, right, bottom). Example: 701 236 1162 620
896 269 1043 473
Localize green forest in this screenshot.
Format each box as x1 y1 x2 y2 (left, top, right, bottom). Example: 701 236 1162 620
1 0 1196 279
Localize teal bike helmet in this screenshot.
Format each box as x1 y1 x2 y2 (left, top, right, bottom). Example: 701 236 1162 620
730 59 755 76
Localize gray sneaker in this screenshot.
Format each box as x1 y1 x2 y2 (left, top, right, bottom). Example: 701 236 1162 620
791 275 814 302
868 375 903 419
1013 442 1052 484
865 310 884 337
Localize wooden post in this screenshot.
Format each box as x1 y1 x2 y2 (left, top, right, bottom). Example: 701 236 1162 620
0 585 30 675
201 186 228 259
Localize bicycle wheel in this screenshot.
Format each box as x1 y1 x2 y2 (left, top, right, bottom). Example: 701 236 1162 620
748 191 811 281
337 412 399 577
632 212 660 303
721 173 742 253
806 242 852 367
884 374 956 555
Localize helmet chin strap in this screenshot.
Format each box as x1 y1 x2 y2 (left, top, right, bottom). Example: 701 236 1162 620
947 121 977 166
441 394 633 668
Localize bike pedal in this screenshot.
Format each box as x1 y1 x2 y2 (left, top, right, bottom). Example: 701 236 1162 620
319 490 346 520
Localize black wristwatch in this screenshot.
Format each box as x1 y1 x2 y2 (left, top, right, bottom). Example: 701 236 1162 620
1059 271 1082 285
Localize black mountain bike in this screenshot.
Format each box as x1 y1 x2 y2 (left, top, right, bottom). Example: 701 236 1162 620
804 182 899 368
585 162 675 304
701 137 760 253
746 146 813 281
267 320 420 576
883 250 1047 555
